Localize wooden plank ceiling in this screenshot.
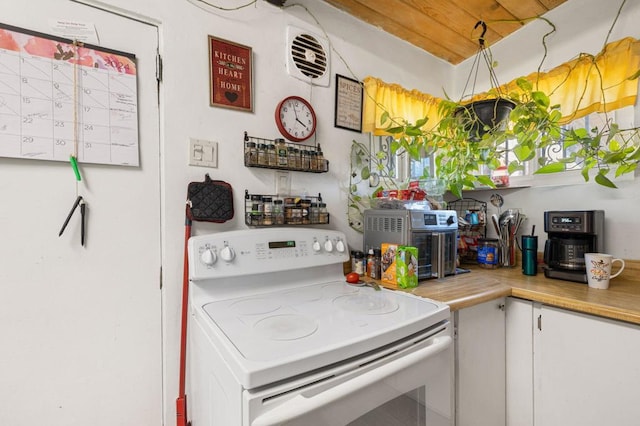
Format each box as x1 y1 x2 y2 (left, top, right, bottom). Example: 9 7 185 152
321 0 568 64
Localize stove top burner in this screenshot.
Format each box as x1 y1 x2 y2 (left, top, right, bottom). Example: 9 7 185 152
254 314 318 341
333 293 399 315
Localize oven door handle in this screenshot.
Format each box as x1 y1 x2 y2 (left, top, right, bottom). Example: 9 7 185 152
251 335 452 426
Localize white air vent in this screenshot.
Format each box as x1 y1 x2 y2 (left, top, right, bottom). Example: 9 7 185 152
286 26 330 86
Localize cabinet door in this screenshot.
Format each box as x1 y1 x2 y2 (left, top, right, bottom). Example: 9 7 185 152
456 298 506 426
535 305 640 426
505 297 534 426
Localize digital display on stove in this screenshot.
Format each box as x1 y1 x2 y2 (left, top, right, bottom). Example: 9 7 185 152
268 240 296 249
423 214 438 225
553 216 582 224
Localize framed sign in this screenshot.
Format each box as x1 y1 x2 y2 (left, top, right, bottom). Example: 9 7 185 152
208 36 253 112
334 74 363 132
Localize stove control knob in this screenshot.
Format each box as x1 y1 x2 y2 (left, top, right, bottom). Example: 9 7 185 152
312 240 322 252
335 239 346 253
200 248 217 266
219 246 235 262
324 239 334 252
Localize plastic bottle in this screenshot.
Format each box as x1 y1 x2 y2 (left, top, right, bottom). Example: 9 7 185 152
366 249 376 278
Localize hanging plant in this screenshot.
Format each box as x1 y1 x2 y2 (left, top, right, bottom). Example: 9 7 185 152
379 6 640 198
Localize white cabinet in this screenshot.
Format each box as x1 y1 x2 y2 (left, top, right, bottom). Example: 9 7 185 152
506 298 640 426
455 298 506 426
505 297 534 426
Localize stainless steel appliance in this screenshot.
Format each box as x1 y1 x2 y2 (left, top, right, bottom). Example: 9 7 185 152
187 228 453 426
543 210 605 283
363 209 458 279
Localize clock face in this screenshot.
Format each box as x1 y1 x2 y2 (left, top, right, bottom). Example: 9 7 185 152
275 96 317 142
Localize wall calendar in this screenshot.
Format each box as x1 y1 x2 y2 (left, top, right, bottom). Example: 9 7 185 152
0 22 139 166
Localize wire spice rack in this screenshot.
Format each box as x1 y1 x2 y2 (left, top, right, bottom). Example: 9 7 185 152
243 132 329 173
449 198 487 263
244 190 329 227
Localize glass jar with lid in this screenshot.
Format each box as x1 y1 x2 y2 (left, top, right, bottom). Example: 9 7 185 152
300 199 312 224
301 150 310 171
262 196 273 226
276 138 288 167
309 202 319 224
316 149 326 172
287 146 297 169
267 144 277 166
318 202 329 224
309 151 318 171
257 144 268 166
244 141 257 166
250 195 263 225
273 199 284 225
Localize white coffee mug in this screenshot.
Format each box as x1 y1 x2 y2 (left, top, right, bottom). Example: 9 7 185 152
584 253 625 289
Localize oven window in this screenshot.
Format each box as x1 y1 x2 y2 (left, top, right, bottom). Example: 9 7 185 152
348 386 449 426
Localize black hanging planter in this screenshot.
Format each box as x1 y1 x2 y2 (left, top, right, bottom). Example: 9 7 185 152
455 98 515 140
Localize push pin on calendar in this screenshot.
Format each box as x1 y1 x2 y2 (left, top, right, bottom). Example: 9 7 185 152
70 155 82 181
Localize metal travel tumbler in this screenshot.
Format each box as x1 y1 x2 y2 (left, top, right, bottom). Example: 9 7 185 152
522 235 538 276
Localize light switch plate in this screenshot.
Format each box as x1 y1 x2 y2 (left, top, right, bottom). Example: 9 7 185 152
275 171 291 195
189 138 218 168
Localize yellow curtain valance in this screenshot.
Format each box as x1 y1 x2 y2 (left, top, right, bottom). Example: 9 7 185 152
362 77 443 135
363 37 640 133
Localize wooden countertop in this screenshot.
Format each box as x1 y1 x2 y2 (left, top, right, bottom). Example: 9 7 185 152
362 260 640 325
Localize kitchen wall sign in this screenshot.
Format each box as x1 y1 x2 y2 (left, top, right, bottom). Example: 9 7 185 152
208 36 252 112
334 74 363 133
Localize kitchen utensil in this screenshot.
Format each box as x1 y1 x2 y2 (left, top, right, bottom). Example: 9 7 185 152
491 214 502 239
490 193 504 213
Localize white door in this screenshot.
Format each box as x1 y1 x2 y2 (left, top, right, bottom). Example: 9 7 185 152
0 2 161 425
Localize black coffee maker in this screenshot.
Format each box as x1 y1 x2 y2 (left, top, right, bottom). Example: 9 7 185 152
543 210 604 283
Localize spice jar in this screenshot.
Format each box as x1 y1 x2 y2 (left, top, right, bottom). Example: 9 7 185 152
284 197 300 224
352 251 365 275
276 138 288 167
300 199 311 224
293 148 302 170
267 144 277 166
287 146 297 168
366 249 376 278
301 150 310 171
372 249 382 279
318 202 329 224
262 196 273 226
257 144 268 166
250 195 263 225
316 149 326 172
309 202 320 224
273 199 284 225
309 151 318 171
244 141 257 166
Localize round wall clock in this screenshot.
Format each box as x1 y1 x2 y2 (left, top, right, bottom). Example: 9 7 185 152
275 96 317 142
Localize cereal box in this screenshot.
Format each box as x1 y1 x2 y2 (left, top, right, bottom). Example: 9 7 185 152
380 243 398 285
396 246 419 288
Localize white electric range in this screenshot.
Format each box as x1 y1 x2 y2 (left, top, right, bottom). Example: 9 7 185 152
187 228 453 426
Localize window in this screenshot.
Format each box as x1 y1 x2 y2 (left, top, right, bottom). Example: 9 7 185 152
540 106 635 171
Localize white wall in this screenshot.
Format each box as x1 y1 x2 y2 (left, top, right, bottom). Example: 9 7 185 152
450 0 640 259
